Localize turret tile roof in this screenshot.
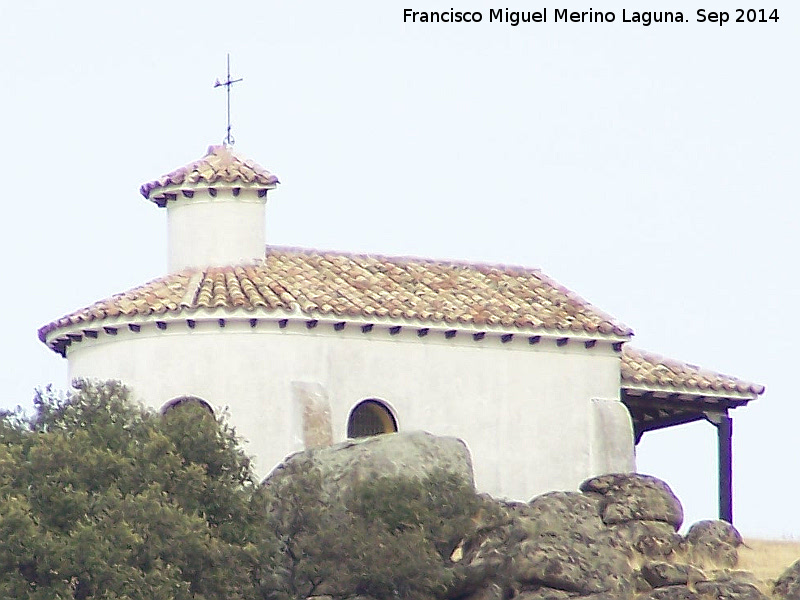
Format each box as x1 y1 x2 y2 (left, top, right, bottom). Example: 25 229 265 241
140 144 279 203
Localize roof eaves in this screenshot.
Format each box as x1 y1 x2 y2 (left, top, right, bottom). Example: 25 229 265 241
40 306 631 357
621 382 760 404
140 145 279 202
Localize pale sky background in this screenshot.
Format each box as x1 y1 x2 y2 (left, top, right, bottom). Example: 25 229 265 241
0 2 796 538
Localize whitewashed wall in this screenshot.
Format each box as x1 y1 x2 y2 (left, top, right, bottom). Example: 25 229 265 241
65 319 633 501
166 189 268 271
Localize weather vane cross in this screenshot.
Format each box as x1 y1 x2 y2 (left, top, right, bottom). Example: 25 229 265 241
214 54 243 146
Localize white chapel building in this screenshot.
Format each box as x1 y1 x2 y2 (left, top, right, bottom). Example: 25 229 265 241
39 144 764 516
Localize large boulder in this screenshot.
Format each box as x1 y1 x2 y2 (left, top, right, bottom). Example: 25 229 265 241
641 587 700 600
263 430 474 502
517 491 605 543
511 537 633 596
606 520 683 559
684 520 743 568
640 562 704 588
773 559 800 600
580 473 684 530
503 490 633 596
693 579 768 600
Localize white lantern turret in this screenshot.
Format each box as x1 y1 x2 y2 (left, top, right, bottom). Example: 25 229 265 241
140 145 279 272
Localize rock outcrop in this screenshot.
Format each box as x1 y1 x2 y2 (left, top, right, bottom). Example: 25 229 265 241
263 432 797 600
454 472 776 600
773 560 800 600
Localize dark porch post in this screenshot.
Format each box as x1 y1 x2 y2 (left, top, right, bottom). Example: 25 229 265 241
705 410 733 524
717 415 733 523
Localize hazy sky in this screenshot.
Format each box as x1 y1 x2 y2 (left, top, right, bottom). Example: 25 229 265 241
1 1 796 538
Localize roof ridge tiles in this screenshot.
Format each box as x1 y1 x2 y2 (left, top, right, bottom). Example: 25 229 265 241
265 244 547 276
264 246 633 336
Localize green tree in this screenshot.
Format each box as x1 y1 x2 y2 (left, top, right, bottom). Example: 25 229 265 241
0 380 257 599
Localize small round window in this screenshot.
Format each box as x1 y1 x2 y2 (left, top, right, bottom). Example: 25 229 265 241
347 400 397 438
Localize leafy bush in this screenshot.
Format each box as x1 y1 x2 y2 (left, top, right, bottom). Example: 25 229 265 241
254 460 495 600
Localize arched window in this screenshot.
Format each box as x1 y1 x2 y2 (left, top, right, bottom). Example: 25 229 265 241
162 395 214 417
347 399 397 438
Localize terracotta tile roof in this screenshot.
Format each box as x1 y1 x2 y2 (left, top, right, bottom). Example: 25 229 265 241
39 272 196 341
621 346 764 398
39 247 633 343
140 144 279 202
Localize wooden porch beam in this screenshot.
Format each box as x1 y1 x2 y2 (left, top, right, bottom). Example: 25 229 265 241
632 411 705 443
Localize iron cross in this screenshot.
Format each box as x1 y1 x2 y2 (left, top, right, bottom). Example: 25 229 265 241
214 54 243 146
